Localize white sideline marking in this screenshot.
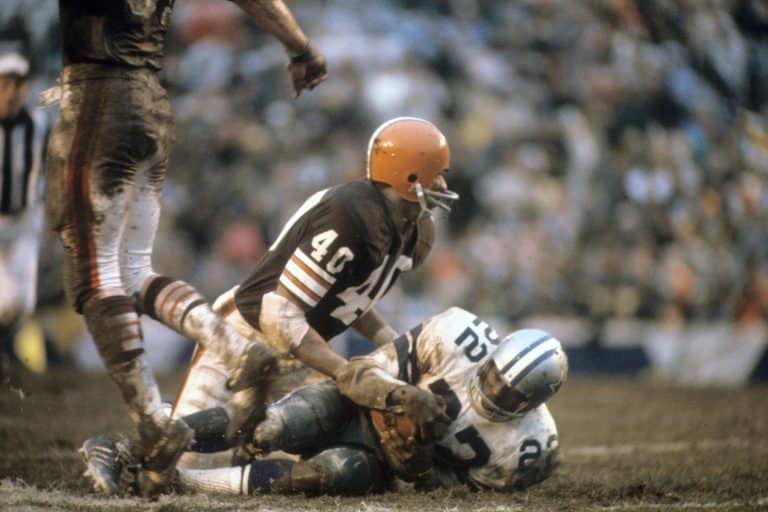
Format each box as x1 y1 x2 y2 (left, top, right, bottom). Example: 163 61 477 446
565 438 762 457
598 497 768 510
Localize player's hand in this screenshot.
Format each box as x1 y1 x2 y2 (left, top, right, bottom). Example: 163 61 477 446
288 44 328 98
387 385 450 443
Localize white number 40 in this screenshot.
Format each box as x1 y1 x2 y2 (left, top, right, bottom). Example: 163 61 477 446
310 229 354 274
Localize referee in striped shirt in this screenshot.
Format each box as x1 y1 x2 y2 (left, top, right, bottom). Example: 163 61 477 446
0 50 49 348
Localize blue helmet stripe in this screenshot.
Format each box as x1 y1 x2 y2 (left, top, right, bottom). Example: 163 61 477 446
498 334 551 375
508 348 558 388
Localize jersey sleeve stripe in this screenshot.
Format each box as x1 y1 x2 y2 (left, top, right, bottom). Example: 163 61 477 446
286 257 331 296
391 323 424 383
294 248 336 285
283 260 330 299
279 273 320 307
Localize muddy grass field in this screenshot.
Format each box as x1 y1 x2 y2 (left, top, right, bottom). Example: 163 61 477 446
1 368 767 511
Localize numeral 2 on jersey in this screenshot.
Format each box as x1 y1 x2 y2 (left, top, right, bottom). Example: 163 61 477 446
430 379 491 468
452 316 500 363
518 435 558 472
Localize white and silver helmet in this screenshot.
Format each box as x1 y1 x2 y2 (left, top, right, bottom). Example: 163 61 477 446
469 328 568 422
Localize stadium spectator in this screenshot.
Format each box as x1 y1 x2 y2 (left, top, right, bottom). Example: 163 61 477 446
0 48 49 365
3 0 766 352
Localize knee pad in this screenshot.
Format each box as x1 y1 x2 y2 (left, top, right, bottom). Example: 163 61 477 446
182 406 232 453
255 380 355 454
314 447 389 495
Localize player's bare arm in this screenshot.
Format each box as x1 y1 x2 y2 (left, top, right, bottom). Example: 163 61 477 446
267 282 347 378
350 309 398 347
257 187 449 440
292 327 347 379
229 0 328 97
264 281 449 441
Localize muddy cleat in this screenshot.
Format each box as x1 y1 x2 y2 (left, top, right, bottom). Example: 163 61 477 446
225 342 276 393
224 385 270 445
222 342 275 446
135 417 194 499
80 435 132 495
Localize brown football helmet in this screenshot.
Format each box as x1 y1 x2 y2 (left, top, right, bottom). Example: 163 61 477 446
366 117 458 212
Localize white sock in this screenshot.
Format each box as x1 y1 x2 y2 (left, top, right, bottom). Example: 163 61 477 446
178 465 251 495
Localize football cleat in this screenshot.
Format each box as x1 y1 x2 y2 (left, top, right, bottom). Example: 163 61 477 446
222 342 275 446
223 385 269 446
225 341 277 393
80 435 132 495
135 417 194 499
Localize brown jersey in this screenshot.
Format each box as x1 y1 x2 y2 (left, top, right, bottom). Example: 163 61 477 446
59 0 175 70
235 180 433 340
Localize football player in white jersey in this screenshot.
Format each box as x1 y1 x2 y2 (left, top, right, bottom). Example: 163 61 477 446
82 307 568 495
335 306 567 491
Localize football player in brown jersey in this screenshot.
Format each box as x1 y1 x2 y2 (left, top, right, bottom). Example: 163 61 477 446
170 117 458 466
45 0 327 498
80 118 458 493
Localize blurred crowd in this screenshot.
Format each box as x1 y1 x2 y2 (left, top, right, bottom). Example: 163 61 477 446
2 0 768 348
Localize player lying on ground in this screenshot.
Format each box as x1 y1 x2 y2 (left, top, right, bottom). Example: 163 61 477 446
82 307 568 495
79 117 458 494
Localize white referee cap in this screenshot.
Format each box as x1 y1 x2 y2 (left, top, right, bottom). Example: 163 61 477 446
0 52 29 77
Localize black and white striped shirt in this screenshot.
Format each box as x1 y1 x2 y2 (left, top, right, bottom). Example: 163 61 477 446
0 107 47 216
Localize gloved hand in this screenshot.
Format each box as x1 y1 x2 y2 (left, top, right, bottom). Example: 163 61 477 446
386 385 450 443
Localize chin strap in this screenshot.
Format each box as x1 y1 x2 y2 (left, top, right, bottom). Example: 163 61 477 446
412 182 460 214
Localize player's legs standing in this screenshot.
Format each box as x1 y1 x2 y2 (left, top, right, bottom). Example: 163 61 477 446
45 66 192 495
45 67 166 427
